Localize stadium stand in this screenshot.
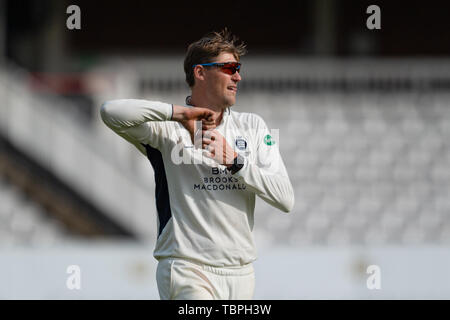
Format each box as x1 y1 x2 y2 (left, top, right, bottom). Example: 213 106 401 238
0 176 65 246
1 59 450 248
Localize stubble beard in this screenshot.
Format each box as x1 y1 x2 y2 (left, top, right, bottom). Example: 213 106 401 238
223 92 236 108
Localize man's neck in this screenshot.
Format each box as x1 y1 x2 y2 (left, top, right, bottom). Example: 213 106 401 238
189 93 226 125
190 94 225 111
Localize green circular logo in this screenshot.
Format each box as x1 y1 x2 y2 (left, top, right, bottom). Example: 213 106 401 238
264 134 275 146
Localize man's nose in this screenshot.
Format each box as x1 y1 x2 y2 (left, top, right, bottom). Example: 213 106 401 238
232 71 241 82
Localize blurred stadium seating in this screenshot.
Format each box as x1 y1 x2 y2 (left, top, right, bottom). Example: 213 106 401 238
241 91 450 247
1 58 450 248
0 176 65 246
1 57 450 299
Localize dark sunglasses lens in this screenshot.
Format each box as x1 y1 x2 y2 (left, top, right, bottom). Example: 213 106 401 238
221 67 235 75
221 63 240 75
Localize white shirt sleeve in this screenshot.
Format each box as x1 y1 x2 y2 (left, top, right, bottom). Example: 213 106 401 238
100 99 173 154
233 115 295 213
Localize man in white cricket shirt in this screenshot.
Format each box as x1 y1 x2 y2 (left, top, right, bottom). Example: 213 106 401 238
100 29 294 300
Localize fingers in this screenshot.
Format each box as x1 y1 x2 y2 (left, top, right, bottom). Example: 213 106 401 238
189 128 229 162
191 108 215 121
202 137 213 149
202 137 213 144
202 123 216 131
202 114 214 123
204 145 215 154
187 108 218 129
204 111 215 121
201 118 215 131
201 132 220 156
200 109 217 126
202 129 218 140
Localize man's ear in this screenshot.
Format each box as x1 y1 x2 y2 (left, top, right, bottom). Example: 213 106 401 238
193 66 206 82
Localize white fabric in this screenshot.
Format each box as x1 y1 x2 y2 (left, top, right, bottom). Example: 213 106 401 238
100 99 294 267
156 258 255 300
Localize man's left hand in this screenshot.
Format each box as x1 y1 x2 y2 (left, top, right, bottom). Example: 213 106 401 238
202 130 237 168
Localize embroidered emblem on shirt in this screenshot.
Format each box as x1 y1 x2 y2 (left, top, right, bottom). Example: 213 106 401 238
235 137 248 151
264 134 275 146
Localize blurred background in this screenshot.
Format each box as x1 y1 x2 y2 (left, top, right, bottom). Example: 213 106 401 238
1 0 450 299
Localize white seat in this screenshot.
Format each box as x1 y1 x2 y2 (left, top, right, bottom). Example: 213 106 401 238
438 224 450 244
402 223 426 244
379 209 405 232
305 210 330 232
328 150 358 168
400 118 425 136
417 211 442 230
430 164 450 182
316 165 342 183
364 225 388 245
407 149 433 167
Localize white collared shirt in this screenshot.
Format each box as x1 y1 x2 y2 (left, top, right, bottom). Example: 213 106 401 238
101 99 294 267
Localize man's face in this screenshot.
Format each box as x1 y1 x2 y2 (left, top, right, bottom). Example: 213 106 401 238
202 52 242 108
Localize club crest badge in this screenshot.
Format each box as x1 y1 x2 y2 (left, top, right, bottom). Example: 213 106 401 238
235 137 248 151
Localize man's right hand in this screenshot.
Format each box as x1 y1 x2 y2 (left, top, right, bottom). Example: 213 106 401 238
172 105 217 144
